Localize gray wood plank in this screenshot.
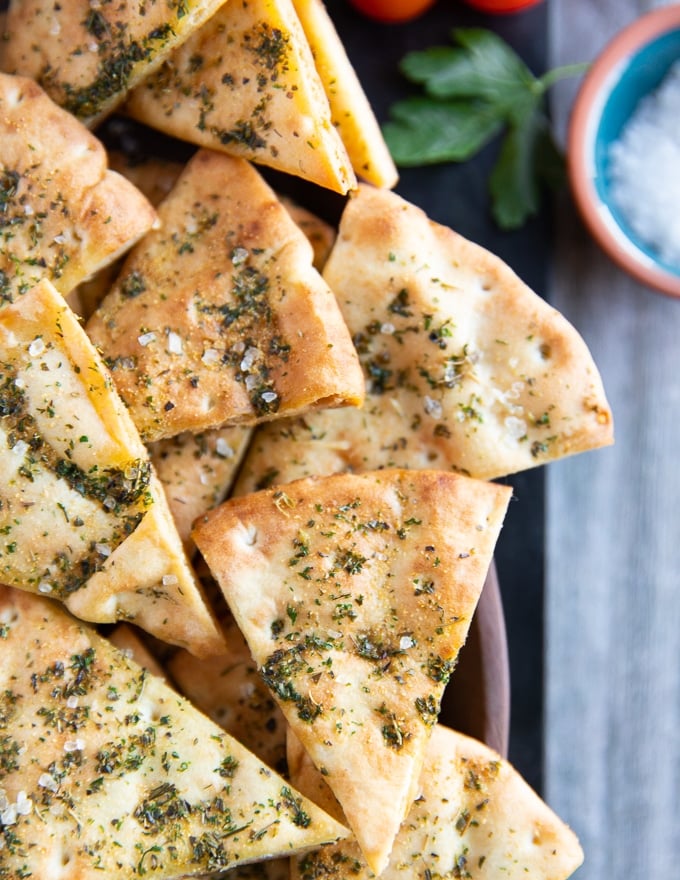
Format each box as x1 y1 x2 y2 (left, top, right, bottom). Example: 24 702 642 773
547 1 680 877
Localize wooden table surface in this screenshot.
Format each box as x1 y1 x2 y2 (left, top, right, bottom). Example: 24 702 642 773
548 1 680 876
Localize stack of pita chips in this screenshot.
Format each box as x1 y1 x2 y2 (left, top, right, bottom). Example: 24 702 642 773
235 183 613 492
0 0 397 192
0 3 612 878
0 276 225 656
0 0 232 126
0 585 348 877
192 468 512 874
287 724 584 880
85 149 365 443
0 72 157 304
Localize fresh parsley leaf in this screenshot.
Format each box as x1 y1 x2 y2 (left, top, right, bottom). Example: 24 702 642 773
384 97 503 166
489 113 542 229
384 28 587 230
400 28 535 108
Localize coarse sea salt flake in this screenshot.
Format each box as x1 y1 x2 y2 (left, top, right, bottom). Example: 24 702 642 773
423 395 443 420
28 337 45 357
38 773 59 791
138 331 156 347
505 416 527 441
215 438 234 458
167 331 183 354
608 60 680 267
1 804 17 826
16 792 32 816
11 439 28 457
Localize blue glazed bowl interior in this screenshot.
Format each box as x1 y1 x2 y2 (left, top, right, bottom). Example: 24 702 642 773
594 28 680 277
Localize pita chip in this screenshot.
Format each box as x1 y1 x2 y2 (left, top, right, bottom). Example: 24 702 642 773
279 195 337 272
292 0 398 188
0 278 225 656
86 150 364 443
169 620 289 775
149 425 253 549
0 585 348 879
235 183 613 491
0 73 157 304
124 0 355 193
107 623 168 680
0 0 231 126
193 468 510 874
289 724 584 880
70 152 185 321
66 467 227 657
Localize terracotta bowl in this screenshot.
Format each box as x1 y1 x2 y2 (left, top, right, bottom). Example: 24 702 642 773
568 4 680 298
440 561 510 757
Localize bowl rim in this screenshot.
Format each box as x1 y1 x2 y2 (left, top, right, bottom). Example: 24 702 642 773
439 559 510 758
568 3 680 298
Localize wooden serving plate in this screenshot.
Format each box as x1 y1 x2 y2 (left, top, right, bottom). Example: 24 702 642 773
440 561 510 757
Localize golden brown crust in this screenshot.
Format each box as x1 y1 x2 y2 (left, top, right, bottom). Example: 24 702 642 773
193 468 511 874
235 183 613 491
0 278 225 657
0 585 349 879
86 150 364 442
290 724 584 880
0 73 157 302
124 0 355 193
0 0 232 126
292 0 398 188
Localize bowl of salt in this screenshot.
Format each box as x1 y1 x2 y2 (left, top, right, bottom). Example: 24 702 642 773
568 4 680 298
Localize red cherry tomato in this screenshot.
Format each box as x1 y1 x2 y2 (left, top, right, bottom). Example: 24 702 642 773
461 0 543 12
347 0 437 24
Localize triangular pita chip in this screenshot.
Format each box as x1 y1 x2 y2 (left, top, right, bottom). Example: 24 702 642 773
0 73 157 304
70 153 185 321
292 0 398 188
234 183 613 491
86 149 364 442
169 620 289 775
289 724 584 880
0 278 225 656
66 468 227 657
149 425 253 549
193 469 511 873
0 0 231 126
0 585 348 879
124 0 355 193
72 156 333 321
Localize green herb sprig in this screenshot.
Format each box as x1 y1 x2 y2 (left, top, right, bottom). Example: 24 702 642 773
383 28 587 229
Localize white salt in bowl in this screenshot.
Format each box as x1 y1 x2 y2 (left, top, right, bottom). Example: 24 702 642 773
568 4 680 298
